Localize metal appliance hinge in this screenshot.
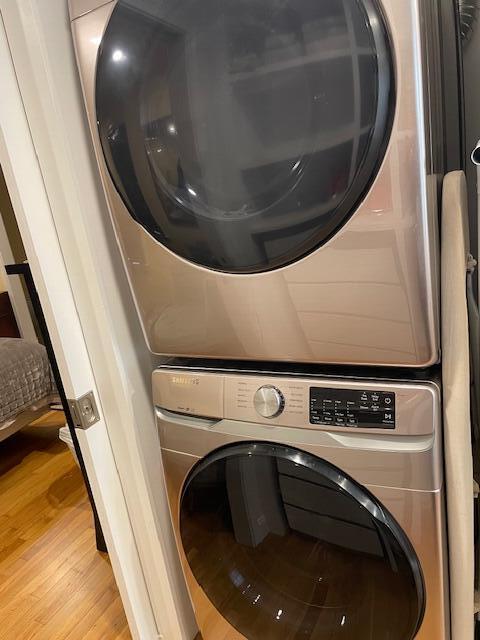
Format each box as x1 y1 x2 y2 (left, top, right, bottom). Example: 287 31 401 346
67 391 100 429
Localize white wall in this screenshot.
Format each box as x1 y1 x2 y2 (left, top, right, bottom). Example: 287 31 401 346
0 1 195 638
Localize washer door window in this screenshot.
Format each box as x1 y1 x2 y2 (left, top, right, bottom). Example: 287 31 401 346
180 443 425 639
96 0 394 273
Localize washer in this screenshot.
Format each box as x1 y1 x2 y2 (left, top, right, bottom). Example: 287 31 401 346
69 0 458 367
154 365 449 639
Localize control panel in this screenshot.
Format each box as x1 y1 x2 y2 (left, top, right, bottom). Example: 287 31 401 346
225 377 396 430
153 369 438 436
309 387 395 429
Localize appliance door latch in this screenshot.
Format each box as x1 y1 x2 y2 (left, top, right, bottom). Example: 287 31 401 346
67 391 100 429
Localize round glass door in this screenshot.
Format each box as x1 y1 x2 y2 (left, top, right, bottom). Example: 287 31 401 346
96 0 394 273
180 443 424 639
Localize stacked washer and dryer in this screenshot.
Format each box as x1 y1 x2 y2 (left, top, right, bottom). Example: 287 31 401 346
70 1 463 638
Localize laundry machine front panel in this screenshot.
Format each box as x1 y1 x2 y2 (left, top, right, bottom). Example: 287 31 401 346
159 435 447 639
178 443 425 640
71 0 442 366
95 0 393 275
155 368 448 639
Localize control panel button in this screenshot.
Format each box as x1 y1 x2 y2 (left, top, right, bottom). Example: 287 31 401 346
253 385 285 419
310 387 396 429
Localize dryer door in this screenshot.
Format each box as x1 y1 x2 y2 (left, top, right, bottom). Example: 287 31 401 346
179 442 424 639
96 0 394 273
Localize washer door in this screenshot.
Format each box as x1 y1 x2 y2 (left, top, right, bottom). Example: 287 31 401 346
96 0 394 273
180 442 425 639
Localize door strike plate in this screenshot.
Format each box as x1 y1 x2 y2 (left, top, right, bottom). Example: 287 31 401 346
67 391 100 430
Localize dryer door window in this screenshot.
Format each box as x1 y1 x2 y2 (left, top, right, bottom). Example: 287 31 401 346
180 442 425 639
96 0 394 273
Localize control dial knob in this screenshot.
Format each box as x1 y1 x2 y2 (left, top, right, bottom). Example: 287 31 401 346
253 385 285 419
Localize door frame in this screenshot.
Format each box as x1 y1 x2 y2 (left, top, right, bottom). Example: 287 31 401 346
0 2 195 638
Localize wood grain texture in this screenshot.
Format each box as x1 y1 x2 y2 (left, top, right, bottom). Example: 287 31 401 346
0 415 131 639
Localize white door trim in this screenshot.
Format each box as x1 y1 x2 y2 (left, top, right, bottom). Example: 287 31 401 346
0 4 192 637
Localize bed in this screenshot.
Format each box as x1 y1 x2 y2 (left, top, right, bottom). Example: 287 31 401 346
0 337 57 442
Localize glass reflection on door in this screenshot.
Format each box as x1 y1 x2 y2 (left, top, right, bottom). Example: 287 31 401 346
97 0 393 272
180 444 424 639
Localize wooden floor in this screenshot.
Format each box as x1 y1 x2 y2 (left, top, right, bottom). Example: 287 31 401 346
0 411 131 639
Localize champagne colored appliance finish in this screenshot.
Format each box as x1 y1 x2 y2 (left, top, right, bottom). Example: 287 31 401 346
152 368 437 440
153 368 449 639
68 0 112 20
70 0 440 367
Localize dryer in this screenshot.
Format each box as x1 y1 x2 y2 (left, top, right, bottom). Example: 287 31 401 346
70 0 448 367
154 364 449 639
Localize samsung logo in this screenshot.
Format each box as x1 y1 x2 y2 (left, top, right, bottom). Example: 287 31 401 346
171 376 200 386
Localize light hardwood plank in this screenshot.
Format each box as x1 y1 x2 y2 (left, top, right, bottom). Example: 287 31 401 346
0 422 131 639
